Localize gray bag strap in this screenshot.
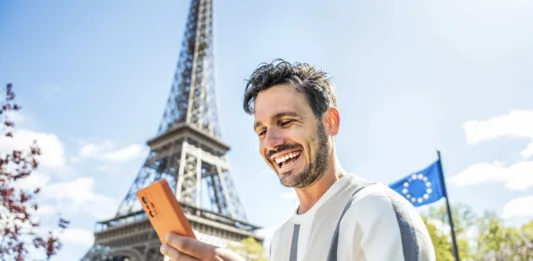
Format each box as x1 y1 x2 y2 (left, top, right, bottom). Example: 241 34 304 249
326 182 376 261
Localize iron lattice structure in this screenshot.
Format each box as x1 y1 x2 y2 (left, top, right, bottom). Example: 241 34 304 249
81 1 262 260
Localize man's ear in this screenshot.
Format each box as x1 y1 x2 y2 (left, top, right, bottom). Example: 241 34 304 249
324 107 340 136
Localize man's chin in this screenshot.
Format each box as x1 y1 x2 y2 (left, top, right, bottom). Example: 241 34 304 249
278 170 307 188
279 178 297 188
277 168 298 178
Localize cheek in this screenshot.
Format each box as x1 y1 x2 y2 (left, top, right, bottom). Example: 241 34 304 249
298 129 315 146
285 127 307 143
304 132 320 157
305 143 313 161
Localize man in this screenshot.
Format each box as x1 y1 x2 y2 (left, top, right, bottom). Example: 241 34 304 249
160 60 436 260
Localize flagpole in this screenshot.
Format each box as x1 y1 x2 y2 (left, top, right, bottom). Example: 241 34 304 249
437 150 460 261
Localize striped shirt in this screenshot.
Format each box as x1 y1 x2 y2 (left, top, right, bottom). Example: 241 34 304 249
268 173 436 261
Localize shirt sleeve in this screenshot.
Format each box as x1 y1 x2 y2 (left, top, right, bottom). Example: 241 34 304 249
338 187 436 261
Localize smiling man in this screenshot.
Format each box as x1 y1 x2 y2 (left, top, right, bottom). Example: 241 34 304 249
243 59 436 261
159 60 436 261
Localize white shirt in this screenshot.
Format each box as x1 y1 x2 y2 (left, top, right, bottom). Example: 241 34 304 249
268 173 436 261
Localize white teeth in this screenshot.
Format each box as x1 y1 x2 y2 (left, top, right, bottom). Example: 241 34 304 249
274 152 301 164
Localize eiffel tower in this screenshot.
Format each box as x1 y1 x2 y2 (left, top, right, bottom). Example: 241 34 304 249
81 0 263 260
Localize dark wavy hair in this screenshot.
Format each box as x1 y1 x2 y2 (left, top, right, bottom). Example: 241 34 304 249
242 59 337 118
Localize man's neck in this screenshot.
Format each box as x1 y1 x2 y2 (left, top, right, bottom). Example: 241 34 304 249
294 165 345 215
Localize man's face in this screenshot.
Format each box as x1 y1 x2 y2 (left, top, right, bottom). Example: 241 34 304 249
253 84 330 188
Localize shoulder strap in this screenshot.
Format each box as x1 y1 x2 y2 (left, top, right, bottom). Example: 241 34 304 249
326 182 376 261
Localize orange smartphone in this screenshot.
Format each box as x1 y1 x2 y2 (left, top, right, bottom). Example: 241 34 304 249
136 179 196 244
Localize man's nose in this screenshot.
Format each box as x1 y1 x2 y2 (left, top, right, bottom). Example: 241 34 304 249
264 129 284 151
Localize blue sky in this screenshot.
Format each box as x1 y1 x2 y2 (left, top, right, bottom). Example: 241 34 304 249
1 0 533 260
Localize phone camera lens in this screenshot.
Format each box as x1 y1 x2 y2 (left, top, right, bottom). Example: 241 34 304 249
149 210 155 218
142 196 147 204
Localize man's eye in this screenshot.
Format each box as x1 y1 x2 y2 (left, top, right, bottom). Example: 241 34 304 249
280 120 294 126
258 130 266 136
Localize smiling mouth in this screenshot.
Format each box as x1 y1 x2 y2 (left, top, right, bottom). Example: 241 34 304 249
273 151 302 169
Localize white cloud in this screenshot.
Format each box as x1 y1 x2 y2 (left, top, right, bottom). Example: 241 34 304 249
521 142 533 160
77 140 147 174
463 110 533 144
502 196 533 219
448 160 533 191
42 177 120 220
0 129 67 170
78 140 113 158
463 109 533 160
34 204 58 217
4 110 26 124
59 228 94 247
452 110 533 190
96 164 122 175
78 140 147 163
6 174 119 220
12 171 51 191
68 155 81 164
102 144 145 162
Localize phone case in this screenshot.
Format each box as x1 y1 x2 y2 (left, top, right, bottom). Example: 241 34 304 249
136 179 196 244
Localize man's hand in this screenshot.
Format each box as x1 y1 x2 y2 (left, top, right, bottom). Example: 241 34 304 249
160 232 245 261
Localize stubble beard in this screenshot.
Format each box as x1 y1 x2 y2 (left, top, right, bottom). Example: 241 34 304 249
279 122 330 188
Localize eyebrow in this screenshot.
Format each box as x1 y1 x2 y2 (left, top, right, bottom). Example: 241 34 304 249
254 111 304 130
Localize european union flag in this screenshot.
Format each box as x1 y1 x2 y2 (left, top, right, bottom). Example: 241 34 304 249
390 160 445 207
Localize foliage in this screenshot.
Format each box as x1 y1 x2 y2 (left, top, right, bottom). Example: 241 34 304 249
422 203 533 261
475 213 533 260
422 216 454 261
0 83 69 261
427 203 476 260
227 237 268 261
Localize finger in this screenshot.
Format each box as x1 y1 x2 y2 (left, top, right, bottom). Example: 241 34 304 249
160 244 199 261
165 233 214 259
